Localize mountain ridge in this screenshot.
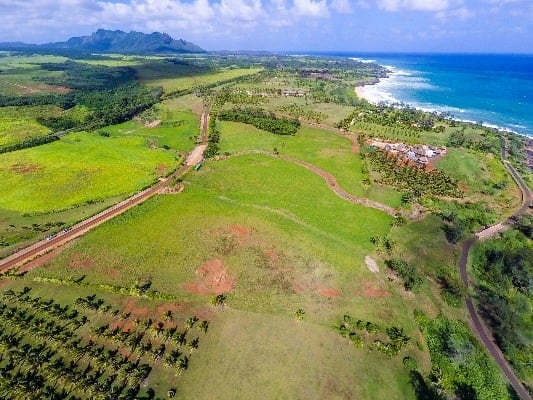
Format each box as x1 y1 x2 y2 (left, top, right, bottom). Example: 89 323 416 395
0 29 205 54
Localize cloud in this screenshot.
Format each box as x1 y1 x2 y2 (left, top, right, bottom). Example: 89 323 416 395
435 6 474 21
292 0 329 17
377 0 452 12
331 0 353 14
216 0 263 23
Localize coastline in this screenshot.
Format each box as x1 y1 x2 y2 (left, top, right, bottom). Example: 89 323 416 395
353 70 529 137
354 86 368 102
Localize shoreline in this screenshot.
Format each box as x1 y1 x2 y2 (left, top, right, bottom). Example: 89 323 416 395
354 74 529 138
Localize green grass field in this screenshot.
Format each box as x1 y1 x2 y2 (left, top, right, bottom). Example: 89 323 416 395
0 54 519 399
218 120 403 207
16 153 440 398
0 105 60 147
103 107 199 152
0 54 69 96
136 61 262 93
0 132 176 213
436 147 521 216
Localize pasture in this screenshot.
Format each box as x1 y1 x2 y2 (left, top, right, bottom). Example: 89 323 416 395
103 107 199 152
0 105 60 147
217 121 403 207
135 60 262 94
13 153 439 398
0 132 176 213
0 54 69 96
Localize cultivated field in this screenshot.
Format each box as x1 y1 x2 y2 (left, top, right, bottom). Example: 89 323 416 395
0 132 176 213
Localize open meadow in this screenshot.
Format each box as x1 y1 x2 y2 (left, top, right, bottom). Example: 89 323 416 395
8 153 437 399
217 121 404 207
0 105 60 148
0 132 176 213
0 51 525 400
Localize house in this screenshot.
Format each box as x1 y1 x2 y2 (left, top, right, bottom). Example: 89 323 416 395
282 89 306 97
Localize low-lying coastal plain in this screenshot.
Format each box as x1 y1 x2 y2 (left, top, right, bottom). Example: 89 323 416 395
0 47 531 400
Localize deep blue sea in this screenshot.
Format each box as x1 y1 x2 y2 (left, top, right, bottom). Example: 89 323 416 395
312 53 533 136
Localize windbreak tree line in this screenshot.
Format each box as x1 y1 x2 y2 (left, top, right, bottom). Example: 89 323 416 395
218 107 300 135
0 61 162 134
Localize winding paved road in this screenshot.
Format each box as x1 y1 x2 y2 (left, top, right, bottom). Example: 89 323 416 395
0 110 210 274
459 137 532 400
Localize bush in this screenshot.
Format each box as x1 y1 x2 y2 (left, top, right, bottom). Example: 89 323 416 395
385 259 423 291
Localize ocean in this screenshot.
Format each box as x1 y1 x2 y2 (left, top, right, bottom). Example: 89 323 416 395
317 53 533 136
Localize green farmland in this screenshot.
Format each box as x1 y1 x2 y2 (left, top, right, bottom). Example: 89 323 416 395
0 51 526 400
0 132 176 213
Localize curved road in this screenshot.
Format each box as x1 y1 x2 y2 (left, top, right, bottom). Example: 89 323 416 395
459 137 532 400
0 111 210 274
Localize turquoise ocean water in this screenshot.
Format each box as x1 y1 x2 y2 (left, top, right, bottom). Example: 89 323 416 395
318 53 533 136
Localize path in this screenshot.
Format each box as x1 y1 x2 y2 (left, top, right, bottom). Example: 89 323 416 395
215 150 402 218
0 110 210 274
459 136 532 400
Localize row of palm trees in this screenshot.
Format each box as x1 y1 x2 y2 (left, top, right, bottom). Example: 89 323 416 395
0 287 210 399
367 150 462 199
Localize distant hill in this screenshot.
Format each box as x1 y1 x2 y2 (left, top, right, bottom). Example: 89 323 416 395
0 29 205 54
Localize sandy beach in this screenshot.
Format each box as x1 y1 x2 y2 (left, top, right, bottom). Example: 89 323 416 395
355 85 373 103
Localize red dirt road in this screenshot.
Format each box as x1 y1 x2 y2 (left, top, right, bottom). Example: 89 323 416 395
0 111 210 274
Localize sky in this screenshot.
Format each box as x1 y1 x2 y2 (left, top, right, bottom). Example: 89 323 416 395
0 0 532 52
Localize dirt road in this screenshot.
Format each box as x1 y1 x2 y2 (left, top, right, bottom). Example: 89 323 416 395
0 111 210 274
459 138 532 400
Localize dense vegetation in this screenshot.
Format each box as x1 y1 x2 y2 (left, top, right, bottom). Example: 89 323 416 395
218 107 300 135
366 149 462 200
337 103 449 132
472 222 533 383
415 312 511 400
0 61 162 136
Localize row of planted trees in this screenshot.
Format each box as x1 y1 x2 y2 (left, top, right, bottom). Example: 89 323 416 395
366 149 462 200
0 287 209 399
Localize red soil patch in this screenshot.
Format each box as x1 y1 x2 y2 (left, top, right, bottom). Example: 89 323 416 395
121 298 150 317
107 268 120 278
156 302 187 316
292 283 305 295
229 225 252 239
361 281 390 298
156 163 168 175
319 287 340 298
121 320 135 333
194 306 214 321
10 163 41 174
68 252 94 269
264 249 279 261
183 259 234 295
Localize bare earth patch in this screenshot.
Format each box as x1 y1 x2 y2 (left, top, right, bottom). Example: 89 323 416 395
68 252 94 269
229 224 252 239
319 287 340 298
364 256 379 273
145 120 162 128
10 163 41 174
264 249 279 261
107 268 120 278
121 298 151 317
156 163 168 175
184 258 234 295
361 281 390 298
